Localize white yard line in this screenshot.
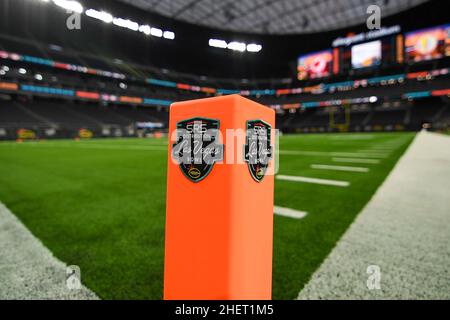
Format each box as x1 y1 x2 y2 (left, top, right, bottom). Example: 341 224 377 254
6 143 167 151
274 206 308 219
379 142 407 147
311 164 369 172
357 149 390 154
330 135 375 140
0 202 99 300
5 143 394 158
368 149 395 153
276 175 350 187
280 150 388 159
369 146 397 150
298 131 450 299
332 157 380 164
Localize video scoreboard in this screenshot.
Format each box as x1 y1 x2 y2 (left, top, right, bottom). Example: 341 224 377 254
297 24 450 80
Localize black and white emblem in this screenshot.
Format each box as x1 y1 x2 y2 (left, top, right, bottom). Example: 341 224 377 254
172 117 223 183
244 120 272 182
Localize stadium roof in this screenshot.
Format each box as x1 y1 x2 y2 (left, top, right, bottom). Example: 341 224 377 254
116 0 429 35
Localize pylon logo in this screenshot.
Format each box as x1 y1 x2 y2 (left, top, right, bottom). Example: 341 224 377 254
172 117 223 183
244 120 272 182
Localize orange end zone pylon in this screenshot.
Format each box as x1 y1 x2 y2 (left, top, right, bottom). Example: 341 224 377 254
164 94 275 300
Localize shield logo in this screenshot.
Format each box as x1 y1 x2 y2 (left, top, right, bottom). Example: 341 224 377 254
172 117 223 183
244 120 273 182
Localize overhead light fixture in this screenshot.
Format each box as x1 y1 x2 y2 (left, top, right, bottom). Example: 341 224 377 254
139 25 151 35
113 18 139 31
163 31 175 40
43 1 175 41
150 27 163 37
209 39 228 48
52 0 83 14
246 43 262 52
209 39 262 52
85 9 113 23
227 41 246 52
19 68 27 75
35 74 43 81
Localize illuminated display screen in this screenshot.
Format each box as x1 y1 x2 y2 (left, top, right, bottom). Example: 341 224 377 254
405 24 450 62
297 50 333 80
351 40 382 69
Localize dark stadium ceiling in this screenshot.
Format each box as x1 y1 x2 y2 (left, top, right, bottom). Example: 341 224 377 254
115 0 430 35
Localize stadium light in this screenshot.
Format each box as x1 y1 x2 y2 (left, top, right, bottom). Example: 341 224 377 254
209 39 227 49
138 25 174 40
209 39 262 52
38 1 175 40
52 0 83 14
227 41 246 52
85 9 113 23
139 25 151 35
163 31 175 40
19 68 27 74
34 74 43 80
246 43 262 53
113 18 139 31
150 27 163 37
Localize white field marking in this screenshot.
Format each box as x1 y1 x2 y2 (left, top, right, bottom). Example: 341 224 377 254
0 202 99 299
332 152 388 158
381 142 408 146
364 143 408 152
330 135 375 140
10 143 167 151
358 148 391 151
297 131 450 300
274 206 308 219
332 157 380 164
68 143 167 151
369 147 396 151
368 145 403 151
369 144 402 149
382 141 405 145
311 164 369 173
372 143 405 147
279 150 388 158
276 174 350 187
357 149 390 154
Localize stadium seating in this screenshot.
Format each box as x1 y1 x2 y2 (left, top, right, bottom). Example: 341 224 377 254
1 30 449 140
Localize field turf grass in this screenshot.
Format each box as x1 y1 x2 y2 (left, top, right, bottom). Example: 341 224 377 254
0 132 415 299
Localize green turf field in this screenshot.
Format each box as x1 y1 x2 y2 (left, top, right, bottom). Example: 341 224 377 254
0 132 415 299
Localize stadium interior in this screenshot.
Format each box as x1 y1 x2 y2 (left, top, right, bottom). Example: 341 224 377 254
0 0 449 140
0 0 449 302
